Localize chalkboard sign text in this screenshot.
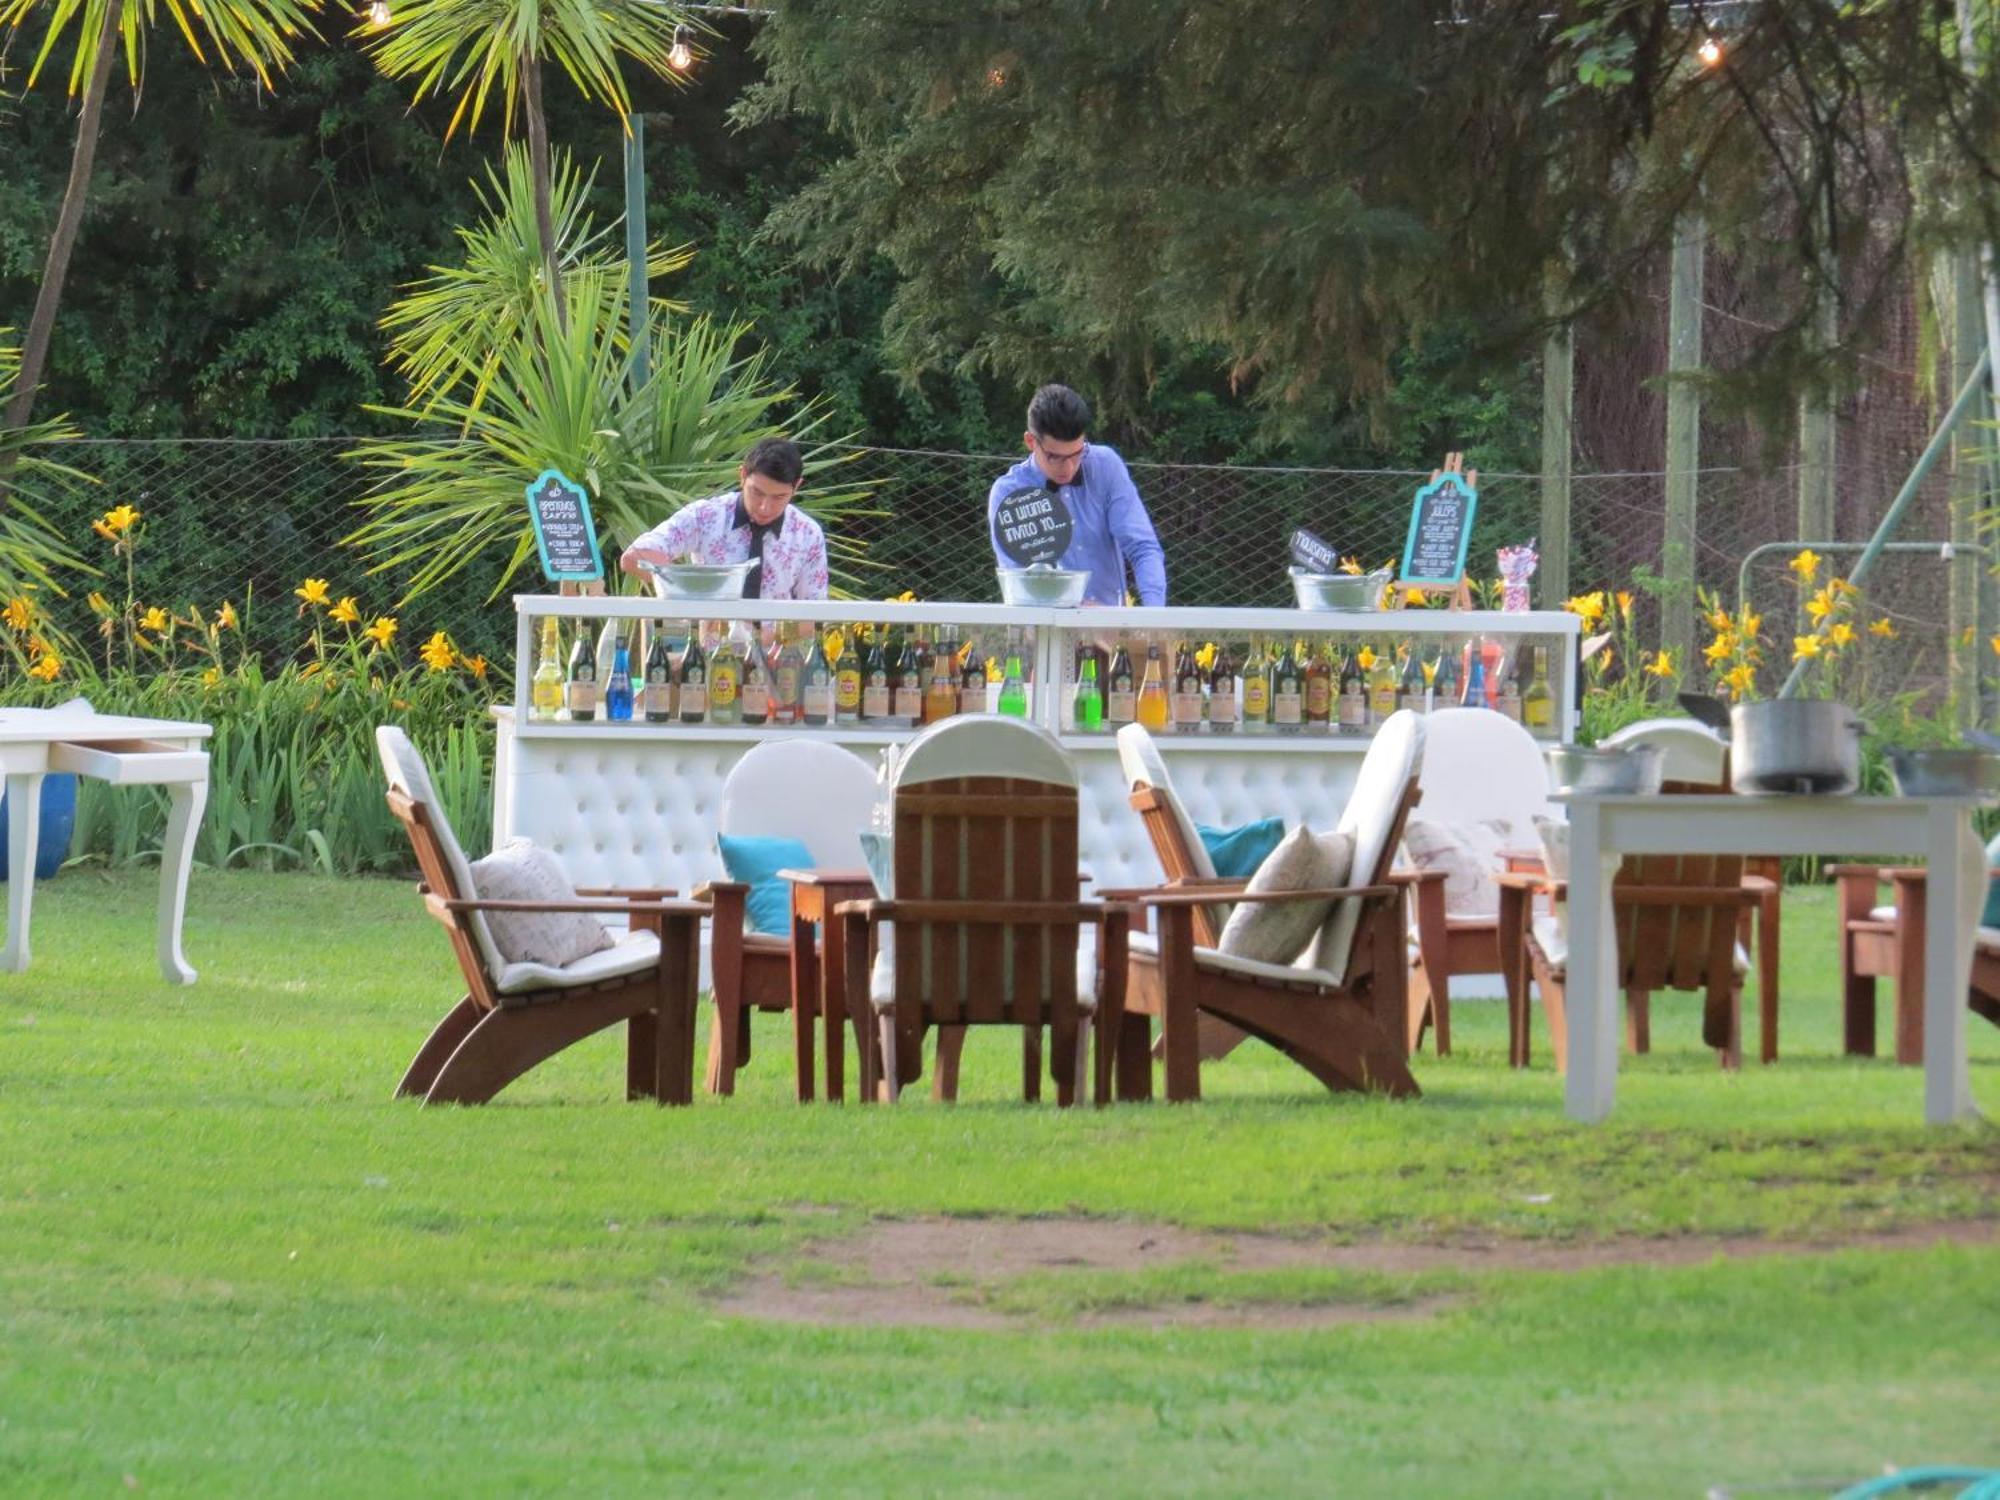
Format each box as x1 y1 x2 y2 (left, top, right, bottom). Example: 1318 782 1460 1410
993 484 1076 567
526 469 605 583
1289 527 1340 575
1399 466 1479 587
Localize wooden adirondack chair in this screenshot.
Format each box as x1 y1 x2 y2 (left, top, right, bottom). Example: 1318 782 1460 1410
700 739 879 1098
1498 847 1756 1072
834 716 1131 1106
1831 863 2000 1063
1112 712 1427 1102
376 726 705 1106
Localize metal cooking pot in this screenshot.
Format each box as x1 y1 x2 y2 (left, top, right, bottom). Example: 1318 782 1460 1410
1728 699 1866 796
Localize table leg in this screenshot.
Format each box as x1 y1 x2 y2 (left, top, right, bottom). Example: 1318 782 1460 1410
156 773 207 985
789 911 818 1102
820 910 847 1104
3 771 44 974
1563 801 1619 1123
1497 884 1527 1068
1921 804 1980 1126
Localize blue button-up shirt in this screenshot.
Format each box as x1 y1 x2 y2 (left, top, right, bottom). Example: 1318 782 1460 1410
986 444 1168 606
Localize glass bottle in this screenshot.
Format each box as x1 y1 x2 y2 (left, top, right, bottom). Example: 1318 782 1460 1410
1207 646 1237 734
1337 646 1367 734
738 623 771 726
925 628 960 724
998 648 1029 717
1241 636 1272 735
593 619 619 712
643 624 677 723
1494 649 1522 723
678 629 709 724
1137 641 1171 731
1433 646 1459 712
1106 637 1137 727
860 628 890 723
1074 656 1104 732
834 629 864 727
1365 644 1396 725
605 632 634 722
1398 642 1426 715
1076 638 1110 722
801 628 834 727
1304 640 1333 734
892 629 924 726
1172 641 1206 735
770 623 803 726
959 637 989 714
1522 644 1554 733
1272 638 1304 734
564 629 597 722
1460 635 1487 708
531 617 563 722
708 625 742 725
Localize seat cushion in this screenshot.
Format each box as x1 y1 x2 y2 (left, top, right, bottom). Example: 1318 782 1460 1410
1532 913 1747 977
1128 931 1341 988
1196 817 1287 880
494 928 662 999
470 839 616 969
1218 827 1356 966
870 927 1100 1012
1402 816 1513 918
718 832 815 936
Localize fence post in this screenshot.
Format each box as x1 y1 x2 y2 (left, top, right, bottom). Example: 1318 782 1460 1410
1539 270 1574 608
1662 214 1705 672
1950 250 1991 723
1796 251 1837 573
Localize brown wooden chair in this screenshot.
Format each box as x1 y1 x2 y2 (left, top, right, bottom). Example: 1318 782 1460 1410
1831 864 2000 1063
834 716 1131 1106
377 727 704 1106
698 740 880 1098
1497 845 1758 1072
1109 712 1426 1102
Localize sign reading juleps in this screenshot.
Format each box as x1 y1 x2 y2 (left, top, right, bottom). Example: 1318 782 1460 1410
1399 471 1479 588
993 484 1076 567
526 468 605 583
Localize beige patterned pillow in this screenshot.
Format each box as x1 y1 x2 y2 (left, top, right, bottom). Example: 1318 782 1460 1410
1218 828 1356 966
1401 816 1513 917
469 840 615 969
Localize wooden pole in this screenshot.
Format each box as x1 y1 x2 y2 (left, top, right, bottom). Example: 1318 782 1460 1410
1950 251 1990 721
1539 267 1574 609
1661 214 1705 671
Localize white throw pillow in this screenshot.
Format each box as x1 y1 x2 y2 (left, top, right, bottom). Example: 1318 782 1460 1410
1533 814 1570 943
469 839 616 969
1401 816 1514 917
1218 827 1357 967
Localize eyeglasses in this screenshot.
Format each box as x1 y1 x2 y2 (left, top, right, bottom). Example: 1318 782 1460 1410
1035 439 1087 467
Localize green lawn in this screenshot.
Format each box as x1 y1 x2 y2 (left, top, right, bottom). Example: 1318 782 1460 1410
1 868 1995 1497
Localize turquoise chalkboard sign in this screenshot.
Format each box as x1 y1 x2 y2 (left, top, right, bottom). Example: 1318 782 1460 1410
526 469 604 583
1400 470 1479 587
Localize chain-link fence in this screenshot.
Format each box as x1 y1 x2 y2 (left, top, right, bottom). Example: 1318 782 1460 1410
12 435 1991 707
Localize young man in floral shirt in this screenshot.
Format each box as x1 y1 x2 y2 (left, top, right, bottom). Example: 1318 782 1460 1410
619 438 829 600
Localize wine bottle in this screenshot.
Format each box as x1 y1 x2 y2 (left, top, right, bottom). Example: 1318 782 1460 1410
1207 646 1238 734
860 629 890 722
1241 637 1271 735
1172 642 1206 734
1522 645 1554 732
531 617 563 722
738 624 771 726
959 638 989 714
1304 640 1332 734
892 630 923 725
770 623 803 726
1368 645 1398 725
708 625 742 726
1398 643 1426 715
834 629 864 727
564 631 597 722
605 633 634 722
1106 637 1137 726
801 629 834 726
1337 647 1367 734
678 630 709 724
925 629 959 724
1272 638 1303 734
643 624 676 722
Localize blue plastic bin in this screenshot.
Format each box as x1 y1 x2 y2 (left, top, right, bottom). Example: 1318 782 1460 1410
0 773 79 881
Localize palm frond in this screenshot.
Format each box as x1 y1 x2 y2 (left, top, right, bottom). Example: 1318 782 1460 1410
0 0 323 95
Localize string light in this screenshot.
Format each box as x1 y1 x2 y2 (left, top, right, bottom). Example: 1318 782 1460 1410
1698 34 1723 67
366 0 390 24
668 23 694 71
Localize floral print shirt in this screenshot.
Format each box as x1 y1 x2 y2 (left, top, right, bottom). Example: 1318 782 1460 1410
630 491 829 601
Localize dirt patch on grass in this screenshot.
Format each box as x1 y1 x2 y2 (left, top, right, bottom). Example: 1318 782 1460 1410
713 1215 1999 1330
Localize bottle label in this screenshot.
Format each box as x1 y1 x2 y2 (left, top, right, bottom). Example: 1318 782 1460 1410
1172 690 1203 725
711 668 739 708
960 682 987 713
1108 690 1136 722
894 686 923 720
1524 697 1554 729
1209 687 1237 724
1399 691 1426 714
1274 690 1302 725
802 681 833 720
1338 689 1366 728
679 685 707 718
742 681 770 720
1244 680 1269 717
1370 686 1397 719
1497 691 1522 723
863 680 889 718
1306 679 1332 718
644 681 675 715
836 669 862 710
566 683 596 717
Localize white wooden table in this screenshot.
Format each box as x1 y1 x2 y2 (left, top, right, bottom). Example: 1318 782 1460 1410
1561 792 1989 1126
0 706 211 985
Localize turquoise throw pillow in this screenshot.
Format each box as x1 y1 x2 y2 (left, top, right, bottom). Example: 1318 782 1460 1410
1983 834 2000 929
717 833 814 936
1196 817 1287 880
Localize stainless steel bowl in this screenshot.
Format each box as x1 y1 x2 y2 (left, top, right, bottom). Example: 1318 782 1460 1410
1545 743 1666 797
997 565 1091 607
645 560 758 601
1887 748 1998 797
1291 566 1390 612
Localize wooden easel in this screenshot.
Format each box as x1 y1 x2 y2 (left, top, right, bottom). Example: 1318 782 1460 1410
1395 452 1478 611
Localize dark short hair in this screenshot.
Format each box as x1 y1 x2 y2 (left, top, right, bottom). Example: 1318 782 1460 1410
742 437 804 487
1026 385 1091 443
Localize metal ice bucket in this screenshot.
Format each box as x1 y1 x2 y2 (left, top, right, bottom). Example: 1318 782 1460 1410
1729 699 1865 796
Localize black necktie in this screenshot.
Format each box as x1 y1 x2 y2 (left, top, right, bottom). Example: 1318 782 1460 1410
732 498 782 599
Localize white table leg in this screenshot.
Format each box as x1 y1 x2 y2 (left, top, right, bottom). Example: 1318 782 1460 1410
156 771 207 986
3 771 43 973
1921 802 1981 1125
1563 800 1620 1123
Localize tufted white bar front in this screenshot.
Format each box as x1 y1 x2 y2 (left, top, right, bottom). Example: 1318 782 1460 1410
497 596 1581 905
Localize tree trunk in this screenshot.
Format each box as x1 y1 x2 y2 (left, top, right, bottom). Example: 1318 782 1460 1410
5 0 122 434
522 56 566 334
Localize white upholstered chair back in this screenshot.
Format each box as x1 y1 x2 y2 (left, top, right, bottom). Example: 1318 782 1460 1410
1417 707 1554 847
719 739 878 869
1320 710 1426 981
895 714 1077 792
1115 723 1218 882
1600 717 1728 784
376 725 507 983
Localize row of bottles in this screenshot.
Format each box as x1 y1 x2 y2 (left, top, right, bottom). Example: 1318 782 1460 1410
1066 636 1557 736
528 618 1034 727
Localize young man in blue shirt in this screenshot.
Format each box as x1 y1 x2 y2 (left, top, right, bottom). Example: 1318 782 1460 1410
987 384 1168 606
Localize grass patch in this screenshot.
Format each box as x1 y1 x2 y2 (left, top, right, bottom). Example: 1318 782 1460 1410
0 868 1995 1495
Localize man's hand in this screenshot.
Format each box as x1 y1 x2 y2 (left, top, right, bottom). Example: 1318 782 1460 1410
620 545 674 576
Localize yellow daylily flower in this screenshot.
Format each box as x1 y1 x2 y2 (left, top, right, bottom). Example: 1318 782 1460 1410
1826 621 1856 648
1 597 32 633
1616 590 1634 620
824 628 846 663
1337 556 1363 576
141 606 169 633
27 653 60 681
463 654 489 680
1723 662 1756 697
329 596 361 625
1703 634 1735 664
364 616 398 649
217 601 239 631
1805 591 1833 622
1788 548 1821 582
419 631 456 673
1793 634 1823 661
102 504 140 534
1706 607 1733 633
1869 617 1897 639
201 666 222 688
1356 646 1377 672
86 592 112 616
1421 659 1439 686
1741 610 1762 637
1404 587 1426 607
1194 642 1217 673
1645 650 1676 679
92 519 117 541
1830 578 1858 597
295 578 331 607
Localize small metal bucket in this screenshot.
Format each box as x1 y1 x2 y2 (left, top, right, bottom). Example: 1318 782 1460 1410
1729 699 1865 796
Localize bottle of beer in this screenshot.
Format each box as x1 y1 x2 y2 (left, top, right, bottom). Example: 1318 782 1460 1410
769 623 803 726
564 629 597 722
1494 649 1522 723
605 631 634 722
1106 637 1137 727
1460 635 1487 709
959 638 989 714
531 617 563 722
1076 638 1110 722
834 629 864 727
1137 641 1171 731
1198 646 1232 734
738 624 771 726
1172 642 1206 734
998 648 1029 717
1398 642 1426 715
708 625 742 726
801 629 834 727
925 629 960 724
1303 640 1333 734
892 629 924 725
1433 645 1459 711
1241 636 1272 735
1272 638 1304 734
1368 644 1398 725
860 629 889 722
677 629 709 724
1521 644 1554 733
1074 656 1104 732
1337 646 1367 734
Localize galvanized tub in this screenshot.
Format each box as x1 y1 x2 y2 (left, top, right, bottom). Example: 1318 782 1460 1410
997 565 1091 607
1291 567 1390 612
1545 743 1665 797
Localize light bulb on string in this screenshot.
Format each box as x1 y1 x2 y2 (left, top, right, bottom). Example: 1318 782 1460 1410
668 23 694 72
366 0 390 25
1697 34 1723 68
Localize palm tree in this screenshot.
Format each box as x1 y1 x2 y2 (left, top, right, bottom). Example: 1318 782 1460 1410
359 0 695 331
0 335 90 616
0 0 323 434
